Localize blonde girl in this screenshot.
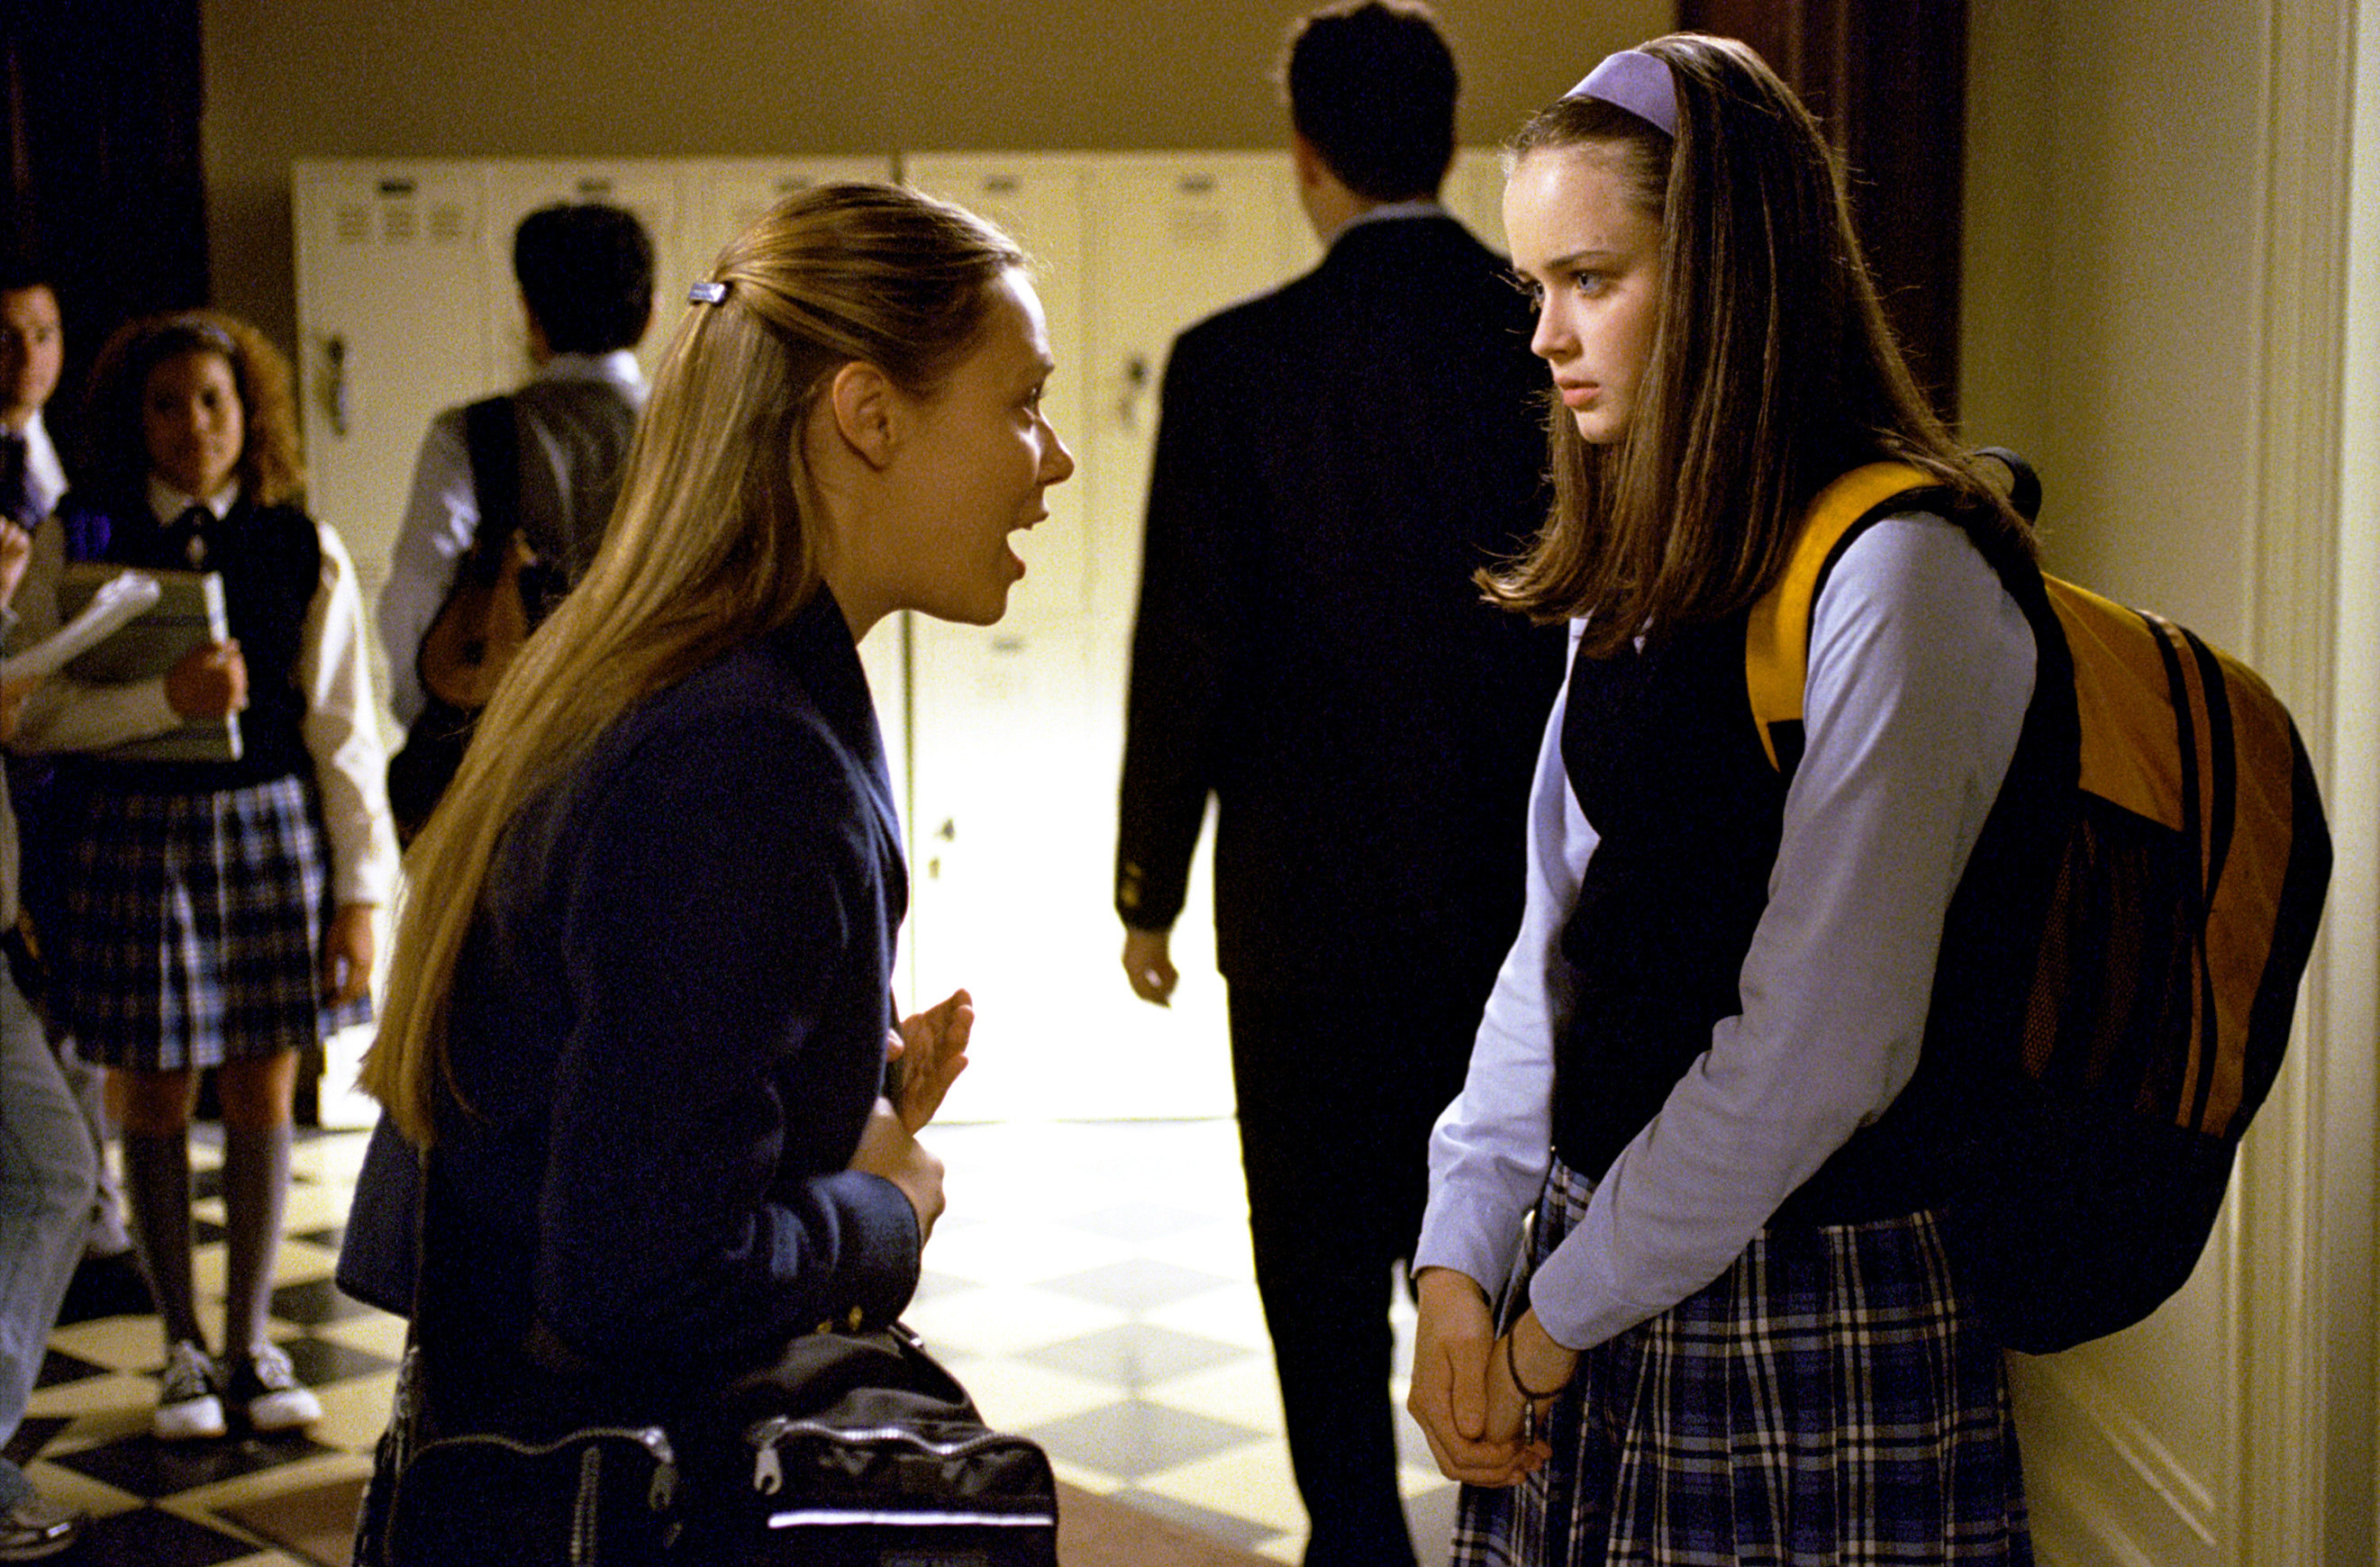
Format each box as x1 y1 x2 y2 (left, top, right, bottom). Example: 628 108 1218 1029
349 183 1070 1549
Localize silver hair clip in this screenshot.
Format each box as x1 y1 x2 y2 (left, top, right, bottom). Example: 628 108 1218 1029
688 280 729 305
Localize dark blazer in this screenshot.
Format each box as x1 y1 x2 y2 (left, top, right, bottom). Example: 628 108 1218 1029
1116 211 1563 993
348 588 919 1422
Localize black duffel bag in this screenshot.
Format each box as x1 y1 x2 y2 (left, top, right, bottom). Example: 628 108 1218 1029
702 1322 1058 1566
359 1321 1056 1566
354 1139 1055 1564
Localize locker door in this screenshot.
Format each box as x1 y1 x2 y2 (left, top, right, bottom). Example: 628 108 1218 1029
899 153 1124 1119
1443 147 1512 253
1067 153 1316 1119
895 154 1312 1120
480 161 692 389
1083 152 1303 671
293 161 494 748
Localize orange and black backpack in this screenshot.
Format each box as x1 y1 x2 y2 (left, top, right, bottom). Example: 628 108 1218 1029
1746 454 2331 1353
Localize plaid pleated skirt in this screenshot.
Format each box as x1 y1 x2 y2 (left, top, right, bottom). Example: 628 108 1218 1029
1451 1159 2031 1567
55 773 372 1073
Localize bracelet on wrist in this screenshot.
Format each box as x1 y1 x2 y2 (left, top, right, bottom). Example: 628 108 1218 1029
1504 1326 1568 1402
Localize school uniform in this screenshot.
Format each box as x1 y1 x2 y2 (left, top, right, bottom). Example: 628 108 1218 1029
7 481 396 1071
1419 513 2038 1564
354 587 920 1430
0 412 66 523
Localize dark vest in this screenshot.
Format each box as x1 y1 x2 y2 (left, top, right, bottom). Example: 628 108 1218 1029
1551 612 1969 1227
508 377 639 595
56 491 321 793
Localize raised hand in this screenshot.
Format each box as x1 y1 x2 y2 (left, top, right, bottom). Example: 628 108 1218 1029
887 988 973 1133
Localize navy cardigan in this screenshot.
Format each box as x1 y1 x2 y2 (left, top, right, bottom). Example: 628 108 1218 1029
348 588 919 1416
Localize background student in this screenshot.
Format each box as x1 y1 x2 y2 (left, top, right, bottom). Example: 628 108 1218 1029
378 201 654 838
9 310 397 1443
0 264 147 1322
0 517 96 1559
1113 9 1559 1559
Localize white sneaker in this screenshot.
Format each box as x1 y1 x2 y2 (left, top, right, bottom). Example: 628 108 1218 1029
153 1340 226 1440
230 1342 322 1432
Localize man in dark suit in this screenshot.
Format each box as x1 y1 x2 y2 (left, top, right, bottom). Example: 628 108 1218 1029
1113 5 1562 1562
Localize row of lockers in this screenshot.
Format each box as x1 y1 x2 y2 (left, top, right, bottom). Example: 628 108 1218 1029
293 150 1510 1119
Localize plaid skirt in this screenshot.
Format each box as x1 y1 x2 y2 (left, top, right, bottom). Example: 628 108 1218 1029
55 774 372 1073
1452 1159 2031 1567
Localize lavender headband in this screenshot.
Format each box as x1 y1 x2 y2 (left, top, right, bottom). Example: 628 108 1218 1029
1566 49 1678 138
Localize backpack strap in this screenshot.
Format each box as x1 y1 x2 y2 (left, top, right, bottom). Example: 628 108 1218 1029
459 394 521 586
1745 461 1937 770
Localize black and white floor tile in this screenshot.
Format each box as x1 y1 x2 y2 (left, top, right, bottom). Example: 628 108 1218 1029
6 1117 1458 1564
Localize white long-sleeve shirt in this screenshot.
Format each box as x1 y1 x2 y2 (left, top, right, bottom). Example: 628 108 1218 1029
5 410 66 517
1413 512 2036 1351
8 482 399 910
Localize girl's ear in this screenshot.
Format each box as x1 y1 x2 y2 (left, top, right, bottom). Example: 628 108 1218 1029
828 361 901 470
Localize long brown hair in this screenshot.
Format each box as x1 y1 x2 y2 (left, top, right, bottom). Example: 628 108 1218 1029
362 182 1026 1145
83 309 304 507
1485 33 2027 654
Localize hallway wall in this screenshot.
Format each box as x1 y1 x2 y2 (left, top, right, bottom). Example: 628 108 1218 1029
198 0 1669 351
1963 0 2370 1561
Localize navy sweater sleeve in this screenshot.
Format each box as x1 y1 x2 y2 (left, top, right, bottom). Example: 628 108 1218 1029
527 675 917 1373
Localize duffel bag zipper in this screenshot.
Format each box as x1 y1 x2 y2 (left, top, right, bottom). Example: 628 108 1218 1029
403 1425 678 1513
746 1415 1023 1495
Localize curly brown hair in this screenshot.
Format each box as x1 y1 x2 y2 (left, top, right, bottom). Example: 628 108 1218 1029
81 309 304 507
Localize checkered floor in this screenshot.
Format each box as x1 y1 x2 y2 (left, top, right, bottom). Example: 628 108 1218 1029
5 1117 1459 1564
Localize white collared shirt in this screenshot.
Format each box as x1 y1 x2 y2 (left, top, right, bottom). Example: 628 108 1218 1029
5 410 67 519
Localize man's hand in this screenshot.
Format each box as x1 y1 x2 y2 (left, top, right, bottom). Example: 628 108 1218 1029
1122 928 1177 1005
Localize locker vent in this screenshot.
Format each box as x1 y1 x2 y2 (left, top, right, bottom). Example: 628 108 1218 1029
334 205 371 244
428 203 468 243
381 205 419 244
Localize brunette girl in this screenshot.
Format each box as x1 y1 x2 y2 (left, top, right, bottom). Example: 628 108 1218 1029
11 310 395 1440
1407 35 2035 1565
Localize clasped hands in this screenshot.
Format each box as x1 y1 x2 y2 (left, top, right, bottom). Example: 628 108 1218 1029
1407 1267 1579 1487
848 988 974 1245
